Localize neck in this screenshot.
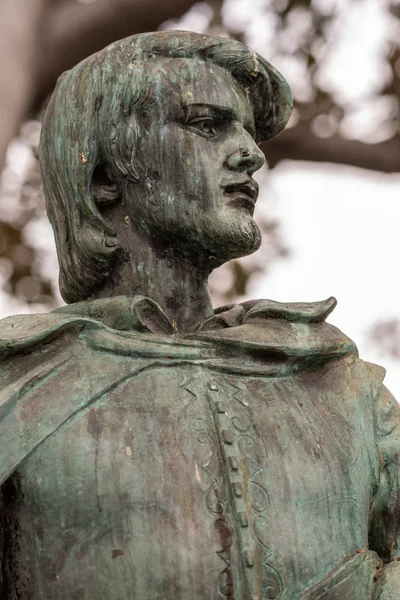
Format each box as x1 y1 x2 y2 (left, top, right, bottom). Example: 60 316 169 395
93 227 214 333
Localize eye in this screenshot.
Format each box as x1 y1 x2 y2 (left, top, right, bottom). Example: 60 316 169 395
187 117 220 139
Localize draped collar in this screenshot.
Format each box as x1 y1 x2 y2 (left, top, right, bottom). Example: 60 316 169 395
0 295 357 369
52 294 339 333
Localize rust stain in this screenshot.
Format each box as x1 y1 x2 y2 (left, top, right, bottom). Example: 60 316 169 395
112 549 124 559
215 517 233 597
87 408 103 441
87 408 103 512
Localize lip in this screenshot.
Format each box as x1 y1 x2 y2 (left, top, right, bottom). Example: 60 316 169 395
222 180 259 206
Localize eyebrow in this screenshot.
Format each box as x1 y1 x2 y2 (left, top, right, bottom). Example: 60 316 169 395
183 103 235 117
183 103 256 136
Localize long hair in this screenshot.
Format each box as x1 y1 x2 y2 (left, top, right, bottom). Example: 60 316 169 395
40 31 292 303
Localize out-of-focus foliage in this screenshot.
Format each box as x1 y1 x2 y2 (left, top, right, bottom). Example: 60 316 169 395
370 319 400 360
0 0 399 313
222 0 400 171
0 122 58 312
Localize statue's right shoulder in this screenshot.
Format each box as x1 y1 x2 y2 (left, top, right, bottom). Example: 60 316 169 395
0 311 93 359
0 307 210 486
0 311 92 486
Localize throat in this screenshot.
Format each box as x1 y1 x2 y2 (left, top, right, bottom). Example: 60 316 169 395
135 257 214 333
94 248 214 334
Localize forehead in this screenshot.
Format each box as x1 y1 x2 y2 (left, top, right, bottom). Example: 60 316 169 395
149 57 255 123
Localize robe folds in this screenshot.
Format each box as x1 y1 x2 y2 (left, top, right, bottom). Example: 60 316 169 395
0 295 400 599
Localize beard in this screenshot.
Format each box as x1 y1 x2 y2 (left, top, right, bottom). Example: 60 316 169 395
198 209 262 260
128 188 262 265
152 206 262 264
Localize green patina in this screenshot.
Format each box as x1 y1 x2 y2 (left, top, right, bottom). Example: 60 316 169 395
0 31 399 599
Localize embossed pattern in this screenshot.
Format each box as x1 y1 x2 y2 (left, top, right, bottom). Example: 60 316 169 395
180 374 235 598
182 373 284 600
213 378 284 600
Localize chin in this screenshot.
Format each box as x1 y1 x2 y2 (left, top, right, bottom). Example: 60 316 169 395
204 215 262 260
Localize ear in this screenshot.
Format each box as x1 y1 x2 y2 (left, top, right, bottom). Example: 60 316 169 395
91 163 120 207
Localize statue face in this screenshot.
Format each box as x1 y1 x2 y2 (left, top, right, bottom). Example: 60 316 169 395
122 58 266 264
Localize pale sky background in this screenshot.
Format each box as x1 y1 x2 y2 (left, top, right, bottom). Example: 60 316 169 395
1 0 400 395
252 163 400 399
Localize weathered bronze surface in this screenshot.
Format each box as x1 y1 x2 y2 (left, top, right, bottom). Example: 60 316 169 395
0 31 400 599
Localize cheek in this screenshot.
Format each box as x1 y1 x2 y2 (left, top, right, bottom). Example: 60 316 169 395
157 127 222 195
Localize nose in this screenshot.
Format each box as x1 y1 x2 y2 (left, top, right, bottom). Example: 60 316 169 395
226 133 265 175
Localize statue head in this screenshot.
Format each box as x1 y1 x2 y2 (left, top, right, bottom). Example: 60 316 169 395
40 31 292 304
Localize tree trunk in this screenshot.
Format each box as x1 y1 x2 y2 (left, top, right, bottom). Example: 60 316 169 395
0 0 48 172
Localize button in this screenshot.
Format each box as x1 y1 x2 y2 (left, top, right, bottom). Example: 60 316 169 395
222 429 233 445
233 482 243 497
238 511 248 528
215 401 225 414
244 549 254 567
208 382 218 391
229 456 238 471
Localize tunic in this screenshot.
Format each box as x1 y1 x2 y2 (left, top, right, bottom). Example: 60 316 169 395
0 295 399 599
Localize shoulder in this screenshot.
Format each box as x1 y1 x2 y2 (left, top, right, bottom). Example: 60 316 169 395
0 311 92 359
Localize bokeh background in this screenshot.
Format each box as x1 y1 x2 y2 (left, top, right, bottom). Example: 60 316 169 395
1 0 400 393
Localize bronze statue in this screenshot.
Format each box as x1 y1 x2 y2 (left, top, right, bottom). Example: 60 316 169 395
0 31 399 599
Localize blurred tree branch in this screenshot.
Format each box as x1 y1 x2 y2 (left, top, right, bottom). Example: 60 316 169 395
0 0 48 172
263 121 400 173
